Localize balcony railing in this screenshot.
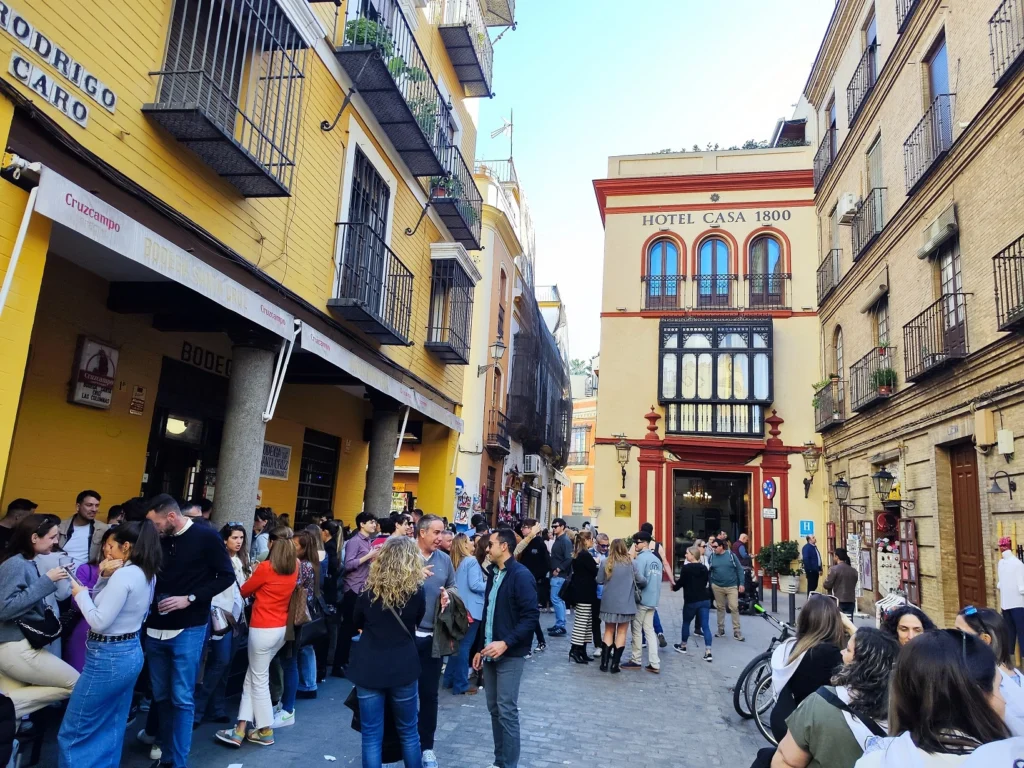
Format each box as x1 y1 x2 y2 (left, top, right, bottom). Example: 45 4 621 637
897 0 923 32
813 127 837 190
993 232 1024 330
747 273 791 310
694 274 738 308
904 94 955 193
481 0 514 26
432 145 483 250
572 502 584 515
852 188 886 260
642 275 684 310
847 44 879 126
335 0 453 176
850 346 898 412
425 258 474 364
903 293 969 381
817 250 842 304
567 450 590 466
439 0 493 98
814 379 847 433
328 223 414 345
991 0 1024 86
486 409 510 455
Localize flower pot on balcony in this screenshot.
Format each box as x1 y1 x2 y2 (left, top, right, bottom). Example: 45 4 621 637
877 385 892 396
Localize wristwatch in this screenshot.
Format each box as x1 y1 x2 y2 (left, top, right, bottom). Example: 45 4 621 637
187 594 196 603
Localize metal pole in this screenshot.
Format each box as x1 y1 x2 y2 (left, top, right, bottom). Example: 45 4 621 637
771 575 778 613
788 581 797 625
756 569 764 604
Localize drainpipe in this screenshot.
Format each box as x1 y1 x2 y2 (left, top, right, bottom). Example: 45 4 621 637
0 156 43 320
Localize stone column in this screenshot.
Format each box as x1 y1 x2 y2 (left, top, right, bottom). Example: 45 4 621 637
364 394 402 518
211 342 277 531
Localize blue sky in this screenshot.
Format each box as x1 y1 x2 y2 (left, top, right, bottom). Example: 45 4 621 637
474 0 837 361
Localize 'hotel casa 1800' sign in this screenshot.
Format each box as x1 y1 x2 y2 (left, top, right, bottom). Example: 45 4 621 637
642 209 792 226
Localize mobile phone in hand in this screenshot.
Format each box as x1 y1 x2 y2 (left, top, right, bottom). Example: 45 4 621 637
63 567 83 587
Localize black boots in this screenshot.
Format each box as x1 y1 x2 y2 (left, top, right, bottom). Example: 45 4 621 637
610 646 625 674
569 644 590 664
599 645 612 672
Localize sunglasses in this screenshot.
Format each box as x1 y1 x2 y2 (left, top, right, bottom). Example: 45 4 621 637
943 628 969 661
227 521 244 527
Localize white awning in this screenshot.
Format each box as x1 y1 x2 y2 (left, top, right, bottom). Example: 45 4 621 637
858 267 889 313
916 203 958 260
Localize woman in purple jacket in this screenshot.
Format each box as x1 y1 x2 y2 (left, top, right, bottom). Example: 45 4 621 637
63 528 119 672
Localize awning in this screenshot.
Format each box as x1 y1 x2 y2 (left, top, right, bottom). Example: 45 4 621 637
916 203 958 260
553 469 571 487
33 167 295 339
858 266 889 313
299 323 463 433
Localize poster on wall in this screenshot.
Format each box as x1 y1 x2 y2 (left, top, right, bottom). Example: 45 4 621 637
859 550 873 592
847 533 862 598
69 336 118 409
259 441 291 480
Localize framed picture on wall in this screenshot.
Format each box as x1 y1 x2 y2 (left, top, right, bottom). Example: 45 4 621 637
861 520 873 547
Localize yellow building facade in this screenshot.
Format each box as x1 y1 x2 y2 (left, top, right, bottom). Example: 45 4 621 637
593 147 826 575
0 0 513 528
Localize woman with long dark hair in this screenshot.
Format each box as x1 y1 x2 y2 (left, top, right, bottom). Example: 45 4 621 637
854 630 1011 766
955 606 1024 737
596 539 638 673
57 520 162 768
771 628 899 768
567 530 598 664
881 604 935 647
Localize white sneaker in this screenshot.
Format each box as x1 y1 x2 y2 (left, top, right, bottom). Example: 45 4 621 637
137 729 157 746
272 709 295 728
422 749 438 768
149 745 162 761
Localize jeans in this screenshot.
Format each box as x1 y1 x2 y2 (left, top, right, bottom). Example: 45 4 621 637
57 637 142 768
193 632 234 724
356 681 421 768
280 644 298 713
712 585 741 636
483 656 525 768
238 626 286 729
652 609 663 635
297 644 317 692
680 600 712 647
839 601 855 619
631 606 659 669
415 634 443 749
549 576 567 630
1004 607 1024 658
442 622 478 695
147 625 207 768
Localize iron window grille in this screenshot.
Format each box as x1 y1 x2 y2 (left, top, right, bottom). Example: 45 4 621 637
658 320 773 438
847 43 879 126
642 275 684 310
851 188 886 260
485 409 510 453
904 94 955 193
144 0 306 197
425 258 475 364
994 231 1024 330
295 429 340 523
817 249 842 303
813 123 837 189
991 0 1024 86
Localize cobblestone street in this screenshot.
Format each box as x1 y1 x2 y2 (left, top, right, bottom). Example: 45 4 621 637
88 588 774 768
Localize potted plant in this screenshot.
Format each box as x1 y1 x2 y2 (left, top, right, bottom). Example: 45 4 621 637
869 367 897 396
811 379 831 410
755 540 804 592
345 18 395 58
430 175 464 199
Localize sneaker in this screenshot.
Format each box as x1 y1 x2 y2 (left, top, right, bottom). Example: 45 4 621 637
620 660 642 670
296 690 318 700
138 697 151 713
657 633 667 648
422 748 439 768
272 709 295 728
149 745 162 762
734 633 745 642
214 728 244 748
674 643 687 654
704 650 713 663
246 727 275 746
523 651 533 659
273 702 282 715
535 642 547 652
645 664 660 674
547 626 566 636
715 632 725 638
137 729 157 746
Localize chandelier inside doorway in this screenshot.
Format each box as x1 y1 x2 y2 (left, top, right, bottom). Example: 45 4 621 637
682 481 712 505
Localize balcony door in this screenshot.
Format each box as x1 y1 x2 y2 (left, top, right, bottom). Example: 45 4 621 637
927 36 953 153
866 137 885 230
939 239 966 356
343 147 392 310
646 239 679 309
698 238 731 307
749 236 782 307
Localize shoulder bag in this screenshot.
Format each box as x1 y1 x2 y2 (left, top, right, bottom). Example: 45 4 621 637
815 686 887 737
631 564 643 605
17 563 62 649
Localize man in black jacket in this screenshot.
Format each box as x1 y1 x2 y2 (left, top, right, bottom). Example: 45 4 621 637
548 518 572 636
473 528 538 768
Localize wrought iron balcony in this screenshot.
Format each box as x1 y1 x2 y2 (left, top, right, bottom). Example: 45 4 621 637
474 158 518 186
847 44 879 126
904 94 955 193
572 502 584 515
486 409 510 455
897 0 922 32
817 250 842 304
850 346 898 412
334 0 453 176
425 258 474 364
567 450 590 466
851 188 886 261
993 232 1024 330
143 0 306 197
814 379 847 433
481 0 514 26
328 223 413 345
813 127 837 190
439 0 493 98
431 145 483 250
693 275 738 309
747 273 791 310
642 275 683 310
903 294 969 381
991 0 1024 86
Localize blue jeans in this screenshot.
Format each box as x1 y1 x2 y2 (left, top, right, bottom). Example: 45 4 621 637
356 681 421 768
280 645 298 713
442 622 479 695
147 624 207 768
482 656 525 768
194 632 234 723
681 600 712 647
57 636 143 768
297 644 317 692
549 576 567 630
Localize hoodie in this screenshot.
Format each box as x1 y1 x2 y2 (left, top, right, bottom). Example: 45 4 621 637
999 667 1024 738
771 637 806 698
855 732 1024 768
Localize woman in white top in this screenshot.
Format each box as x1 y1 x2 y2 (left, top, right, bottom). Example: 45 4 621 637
56 520 162 768
955 606 1024 737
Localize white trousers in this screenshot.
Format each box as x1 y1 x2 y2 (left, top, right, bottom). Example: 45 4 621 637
237 626 286 729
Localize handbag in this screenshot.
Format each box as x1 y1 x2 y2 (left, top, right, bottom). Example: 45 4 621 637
631 569 643 605
17 603 62 649
557 572 575 608
295 594 329 647
210 606 231 636
285 576 311 642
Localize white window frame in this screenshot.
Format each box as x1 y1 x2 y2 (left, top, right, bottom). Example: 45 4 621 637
436 76 462 149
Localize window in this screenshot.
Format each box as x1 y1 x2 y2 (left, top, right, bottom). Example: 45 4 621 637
697 238 732 307
939 238 965 331
426 258 475 363
926 34 953 154
296 429 341 523
573 483 585 504
865 9 878 81
497 305 505 338
834 326 845 378
645 238 680 309
927 34 950 102
875 298 890 346
659 321 773 437
492 368 503 409
571 427 588 453
486 465 496 516
499 269 508 304
748 236 784 307
828 99 838 161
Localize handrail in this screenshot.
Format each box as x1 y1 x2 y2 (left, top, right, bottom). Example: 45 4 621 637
847 43 879 125
850 346 898 411
817 250 842 303
440 0 494 90
335 222 414 343
902 293 969 380
903 94 955 192
990 0 1024 85
993 232 1024 329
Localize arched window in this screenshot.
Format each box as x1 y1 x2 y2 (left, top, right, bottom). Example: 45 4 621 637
698 237 732 307
499 268 507 304
645 239 679 309
749 236 784 307
492 367 503 409
834 326 844 379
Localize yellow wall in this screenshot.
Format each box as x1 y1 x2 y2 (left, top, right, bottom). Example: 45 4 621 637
417 422 458 519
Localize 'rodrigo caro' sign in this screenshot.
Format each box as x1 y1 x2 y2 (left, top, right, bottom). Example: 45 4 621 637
0 2 118 128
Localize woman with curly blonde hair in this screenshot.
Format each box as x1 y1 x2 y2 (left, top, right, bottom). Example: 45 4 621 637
346 536 426 767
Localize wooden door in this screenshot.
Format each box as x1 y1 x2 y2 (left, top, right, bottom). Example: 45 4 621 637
950 445 985 606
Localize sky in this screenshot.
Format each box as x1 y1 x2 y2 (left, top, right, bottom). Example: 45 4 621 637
474 0 837 362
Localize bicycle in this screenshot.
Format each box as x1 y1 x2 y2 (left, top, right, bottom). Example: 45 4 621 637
731 603 794 720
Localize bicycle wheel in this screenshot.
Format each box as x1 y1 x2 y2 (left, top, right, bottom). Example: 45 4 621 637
732 651 771 719
752 674 778 747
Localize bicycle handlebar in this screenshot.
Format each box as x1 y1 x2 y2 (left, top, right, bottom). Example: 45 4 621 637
753 603 794 634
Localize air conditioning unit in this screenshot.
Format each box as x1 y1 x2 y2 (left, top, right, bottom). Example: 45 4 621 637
837 193 859 224
523 454 542 474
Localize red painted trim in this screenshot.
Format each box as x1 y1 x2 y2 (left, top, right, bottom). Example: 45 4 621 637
600 310 818 318
691 229 741 276
742 226 794 273
780 472 790 538
606 199 815 216
640 231 688 279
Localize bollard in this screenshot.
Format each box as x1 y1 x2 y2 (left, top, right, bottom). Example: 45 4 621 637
757 569 764 604
788 581 797 625
771 575 778 613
